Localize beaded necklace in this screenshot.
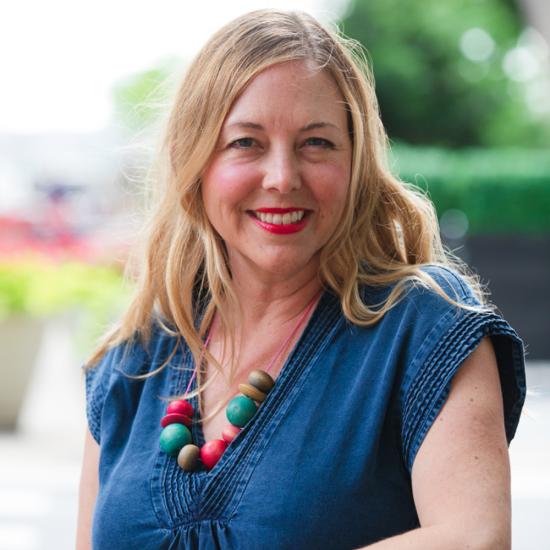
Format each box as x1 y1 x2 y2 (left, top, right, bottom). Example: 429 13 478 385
159 291 321 471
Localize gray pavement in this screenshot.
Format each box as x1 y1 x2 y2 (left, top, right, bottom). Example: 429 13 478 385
0 318 549 549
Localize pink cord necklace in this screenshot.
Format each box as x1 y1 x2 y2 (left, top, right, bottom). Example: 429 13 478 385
158 291 321 472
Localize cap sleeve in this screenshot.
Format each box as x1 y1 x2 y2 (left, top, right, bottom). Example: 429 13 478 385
83 345 121 445
83 335 148 445
400 266 526 473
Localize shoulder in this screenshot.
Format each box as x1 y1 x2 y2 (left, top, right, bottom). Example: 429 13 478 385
358 264 484 333
85 317 181 384
414 264 479 304
83 318 182 444
388 268 526 471
354 266 525 474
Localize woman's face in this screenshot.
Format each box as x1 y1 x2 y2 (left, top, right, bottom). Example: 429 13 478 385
201 60 352 281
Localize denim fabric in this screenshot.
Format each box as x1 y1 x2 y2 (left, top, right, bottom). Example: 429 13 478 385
84 266 526 549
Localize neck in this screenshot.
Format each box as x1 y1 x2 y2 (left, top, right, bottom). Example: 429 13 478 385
226 257 323 330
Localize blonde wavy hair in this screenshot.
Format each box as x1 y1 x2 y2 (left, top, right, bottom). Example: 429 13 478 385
86 9 489 420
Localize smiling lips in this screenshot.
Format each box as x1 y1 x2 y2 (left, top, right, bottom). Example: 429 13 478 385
248 207 310 234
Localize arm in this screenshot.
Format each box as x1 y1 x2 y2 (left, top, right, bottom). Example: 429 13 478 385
358 337 511 550
76 427 100 550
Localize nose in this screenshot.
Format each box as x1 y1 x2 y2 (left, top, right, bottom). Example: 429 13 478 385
261 145 301 193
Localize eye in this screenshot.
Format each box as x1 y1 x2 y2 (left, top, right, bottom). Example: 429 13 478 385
230 137 257 149
304 137 334 149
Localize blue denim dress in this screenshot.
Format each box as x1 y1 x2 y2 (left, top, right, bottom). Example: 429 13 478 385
85 266 526 549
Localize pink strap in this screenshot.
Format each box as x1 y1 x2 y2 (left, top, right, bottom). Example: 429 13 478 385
263 291 320 374
183 316 215 395
184 291 321 394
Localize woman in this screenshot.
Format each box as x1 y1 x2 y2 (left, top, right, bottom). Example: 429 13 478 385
77 9 526 549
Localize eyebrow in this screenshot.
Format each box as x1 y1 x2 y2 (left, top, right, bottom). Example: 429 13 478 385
226 121 341 132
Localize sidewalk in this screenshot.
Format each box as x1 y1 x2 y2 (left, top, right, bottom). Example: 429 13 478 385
0 319 549 549
508 362 550 547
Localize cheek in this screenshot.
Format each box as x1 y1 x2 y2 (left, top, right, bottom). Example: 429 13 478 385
312 162 350 218
203 161 258 209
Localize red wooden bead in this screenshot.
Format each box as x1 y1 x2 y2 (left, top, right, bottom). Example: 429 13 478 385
161 413 192 428
221 424 241 444
167 399 194 417
200 439 227 470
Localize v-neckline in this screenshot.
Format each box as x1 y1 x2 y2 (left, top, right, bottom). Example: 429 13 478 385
152 288 344 527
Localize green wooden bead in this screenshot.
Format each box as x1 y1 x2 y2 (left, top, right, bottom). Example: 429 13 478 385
226 395 258 427
159 423 192 456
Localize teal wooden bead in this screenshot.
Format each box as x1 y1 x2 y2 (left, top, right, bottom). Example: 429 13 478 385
159 423 192 456
226 395 258 427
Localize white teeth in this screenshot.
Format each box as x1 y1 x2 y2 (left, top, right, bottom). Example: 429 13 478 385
254 210 305 225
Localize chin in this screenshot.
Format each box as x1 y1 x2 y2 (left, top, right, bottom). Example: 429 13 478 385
251 251 320 278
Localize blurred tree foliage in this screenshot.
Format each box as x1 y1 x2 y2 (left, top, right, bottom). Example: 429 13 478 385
340 0 549 147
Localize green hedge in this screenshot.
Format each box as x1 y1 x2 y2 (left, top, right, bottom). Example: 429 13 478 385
391 146 550 234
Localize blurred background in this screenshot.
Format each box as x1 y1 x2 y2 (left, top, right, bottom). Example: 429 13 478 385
0 0 548 548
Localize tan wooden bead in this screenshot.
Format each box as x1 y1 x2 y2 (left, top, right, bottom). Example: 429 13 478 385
177 444 200 471
248 369 275 393
238 383 267 403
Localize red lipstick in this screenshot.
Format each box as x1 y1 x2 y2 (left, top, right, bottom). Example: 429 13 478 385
248 208 309 235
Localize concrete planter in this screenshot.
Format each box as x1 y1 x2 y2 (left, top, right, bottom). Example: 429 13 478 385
0 315 45 430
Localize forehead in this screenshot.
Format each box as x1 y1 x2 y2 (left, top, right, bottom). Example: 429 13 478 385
223 60 347 128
